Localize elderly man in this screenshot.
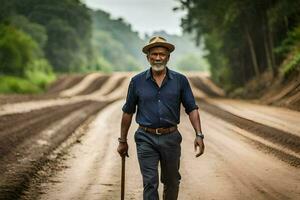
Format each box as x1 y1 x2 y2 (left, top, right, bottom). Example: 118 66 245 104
117 36 205 200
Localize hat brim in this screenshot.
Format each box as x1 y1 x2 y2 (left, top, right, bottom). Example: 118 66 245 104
142 42 175 54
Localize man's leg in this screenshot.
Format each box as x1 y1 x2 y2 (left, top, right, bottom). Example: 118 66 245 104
135 130 160 200
159 131 182 200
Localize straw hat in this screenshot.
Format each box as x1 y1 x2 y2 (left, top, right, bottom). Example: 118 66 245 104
142 36 175 54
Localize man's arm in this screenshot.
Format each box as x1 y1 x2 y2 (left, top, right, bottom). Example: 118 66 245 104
117 112 134 157
188 109 205 157
188 109 202 133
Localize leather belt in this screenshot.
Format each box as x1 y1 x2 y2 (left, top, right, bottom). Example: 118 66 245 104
139 125 177 135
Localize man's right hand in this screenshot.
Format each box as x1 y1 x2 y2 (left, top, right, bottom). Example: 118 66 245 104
117 142 129 157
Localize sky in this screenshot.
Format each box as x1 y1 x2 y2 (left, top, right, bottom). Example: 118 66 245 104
83 0 186 37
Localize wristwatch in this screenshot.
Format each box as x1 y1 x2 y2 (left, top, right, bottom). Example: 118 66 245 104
195 131 204 139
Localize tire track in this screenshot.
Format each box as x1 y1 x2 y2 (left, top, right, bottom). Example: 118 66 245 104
20 100 127 200
198 100 300 166
102 76 127 96
0 100 113 199
0 101 91 159
188 76 221 97
47 74 87 94
77 75 110 95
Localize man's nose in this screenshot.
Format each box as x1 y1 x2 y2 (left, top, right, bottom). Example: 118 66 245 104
154 55 162 60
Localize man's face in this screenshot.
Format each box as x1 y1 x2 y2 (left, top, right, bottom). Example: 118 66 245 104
147 47 170 72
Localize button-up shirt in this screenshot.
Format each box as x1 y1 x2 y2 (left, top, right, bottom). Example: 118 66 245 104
122 67 198 128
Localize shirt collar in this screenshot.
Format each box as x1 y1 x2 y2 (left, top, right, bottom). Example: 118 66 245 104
146 67 174 80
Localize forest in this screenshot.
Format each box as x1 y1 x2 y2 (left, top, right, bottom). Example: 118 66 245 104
1 0 298 94
0 0 92 92
0 0 206 93
177 0 300 91
0 0 145 93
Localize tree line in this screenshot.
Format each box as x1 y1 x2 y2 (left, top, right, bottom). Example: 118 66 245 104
91 10 145 72
0 0 219 93
0 0 146 92
177 0 300 91
0 0 95 73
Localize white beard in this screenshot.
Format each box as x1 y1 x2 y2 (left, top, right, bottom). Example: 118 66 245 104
151 63 166 72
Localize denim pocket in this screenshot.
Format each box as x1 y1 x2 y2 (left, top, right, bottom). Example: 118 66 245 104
175 131 182 143
134 130 139 142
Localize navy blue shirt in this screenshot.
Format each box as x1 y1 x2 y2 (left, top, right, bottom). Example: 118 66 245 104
122 67 198 128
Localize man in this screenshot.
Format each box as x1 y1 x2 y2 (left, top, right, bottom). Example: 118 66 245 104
117 36 205 200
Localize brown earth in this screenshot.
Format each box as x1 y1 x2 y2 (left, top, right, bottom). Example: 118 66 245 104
19 100 300 200
0 93 60 106
261 73 300 111
77 75 110 95
189 76 222 97
198 100 300 166
0 100 111 199
101 76 127 96
47 74 87 94
0 72 299 200
230 71 300 111
0 101 95 158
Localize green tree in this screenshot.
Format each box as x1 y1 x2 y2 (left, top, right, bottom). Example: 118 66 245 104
45 18 81 72
177 0 300 90
9 15 48 49
0 25 41 76
13 0 93 72
91 10 143 71
175 53 210 71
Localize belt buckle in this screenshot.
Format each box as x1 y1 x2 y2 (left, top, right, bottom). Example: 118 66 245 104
155 128 162 135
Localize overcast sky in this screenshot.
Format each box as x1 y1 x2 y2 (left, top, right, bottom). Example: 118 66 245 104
83 0 186 37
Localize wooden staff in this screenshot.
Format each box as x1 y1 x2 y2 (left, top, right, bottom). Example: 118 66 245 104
121 155 126 200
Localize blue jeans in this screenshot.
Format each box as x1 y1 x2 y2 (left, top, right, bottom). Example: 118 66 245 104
135 127 182 200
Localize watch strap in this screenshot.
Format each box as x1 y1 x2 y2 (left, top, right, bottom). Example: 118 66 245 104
196 131 204 139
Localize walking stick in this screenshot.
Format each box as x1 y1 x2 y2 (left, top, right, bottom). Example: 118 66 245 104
121 155 126 200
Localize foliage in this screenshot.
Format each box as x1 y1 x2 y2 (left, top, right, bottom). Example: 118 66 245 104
275 26 300 56
24 59 56 89
45 18 82 72
10 0 93 72
84 52 113 73
276 26 300 77
0 0 14 22
91 10 143 71
0 0 155 93
0 0 94 93
0 25 41 76
9 15 48 49
281 49 300 77
0 0 221 95
0 75 41 93
178 0 300 90
175 53 210 71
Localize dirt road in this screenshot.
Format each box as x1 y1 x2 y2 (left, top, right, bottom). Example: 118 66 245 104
0 72 299 199
17 99 299 200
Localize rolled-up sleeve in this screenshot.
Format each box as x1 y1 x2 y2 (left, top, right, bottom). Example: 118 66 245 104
122 79 138 114
181 76 198 114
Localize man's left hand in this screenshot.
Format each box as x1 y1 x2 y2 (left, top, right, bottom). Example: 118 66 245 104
194 137 205 157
